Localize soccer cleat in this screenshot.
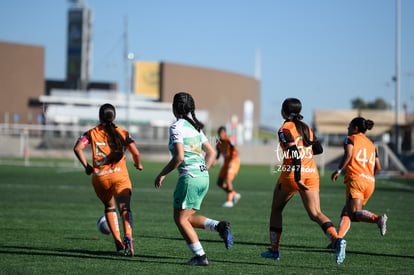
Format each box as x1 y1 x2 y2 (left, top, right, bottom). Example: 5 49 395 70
217 221 233 249
183 254 209 266
335 238 346 264
232 193 241 205
222 201 234 208
378 214 388 236
261 249 280 260
123 236 134 257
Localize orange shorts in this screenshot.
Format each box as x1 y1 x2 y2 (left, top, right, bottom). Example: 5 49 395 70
277 177 319 195
345 180 375 205
219 157 240 181
92 173 132 203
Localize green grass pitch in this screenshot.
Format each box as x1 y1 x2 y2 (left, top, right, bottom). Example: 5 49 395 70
0 160 413 274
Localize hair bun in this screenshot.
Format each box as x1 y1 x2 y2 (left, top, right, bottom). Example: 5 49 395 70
365 119 374 130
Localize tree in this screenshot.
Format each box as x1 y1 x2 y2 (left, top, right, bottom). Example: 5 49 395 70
351 97 366 109
351 97 390 110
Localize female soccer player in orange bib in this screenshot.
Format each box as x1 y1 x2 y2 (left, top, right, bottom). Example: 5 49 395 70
213 126 241 208
331 117 387 239
261 98 346 264
74 103 143 257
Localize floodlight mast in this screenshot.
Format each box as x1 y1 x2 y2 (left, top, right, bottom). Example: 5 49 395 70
68 0 85 8
395 0 401 154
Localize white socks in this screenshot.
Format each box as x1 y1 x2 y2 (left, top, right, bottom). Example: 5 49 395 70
204 218 219 231
188 242 205 256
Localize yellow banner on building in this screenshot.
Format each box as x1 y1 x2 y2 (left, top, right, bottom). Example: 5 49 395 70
133 61 160 99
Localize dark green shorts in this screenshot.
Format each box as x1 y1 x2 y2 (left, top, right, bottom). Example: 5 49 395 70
174 174 209 210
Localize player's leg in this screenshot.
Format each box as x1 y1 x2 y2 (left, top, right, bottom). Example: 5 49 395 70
261 183 294 260
218 165 234 207
188 215 233 249
217 175 234 207
349 181 387 235
174 175 214 265
102 198 124 252
116 191 133 236
222 177 235 207
300 188 346 264
174 208 209 266
300 189 339 243
114 176 135 256
336 187 353 239
337 203 352 238
116 190 134 256
93 177 123 252
216 176 226 191
227 158 241 204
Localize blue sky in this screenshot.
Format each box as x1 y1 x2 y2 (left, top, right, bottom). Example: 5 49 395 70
1 0 413 128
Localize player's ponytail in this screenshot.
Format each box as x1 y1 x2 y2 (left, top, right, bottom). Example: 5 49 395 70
282 98 314 147
350 117 374 133
99 104 127 164
173 92 204 132
190 109 204 131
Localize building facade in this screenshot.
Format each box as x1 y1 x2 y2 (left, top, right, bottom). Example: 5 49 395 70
0 41 45 124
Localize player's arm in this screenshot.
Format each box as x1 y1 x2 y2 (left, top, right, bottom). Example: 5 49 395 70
312 133 323 155
128 143 143 171
73 133 93 175
279 128 308 191
125 134 143 171
374 150 381 175
331 137 353 182
215 142 221 160
230 142 240 158
287 144 308 191
154 142 184 188
202 141 216 169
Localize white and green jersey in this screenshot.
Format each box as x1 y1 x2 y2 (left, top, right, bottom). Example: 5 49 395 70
169 118 208 178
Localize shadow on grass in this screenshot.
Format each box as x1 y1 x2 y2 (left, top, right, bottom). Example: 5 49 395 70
0 244 182 265
139 234 414 260
0 244 269 267
2 235 411 269
277 244 414 260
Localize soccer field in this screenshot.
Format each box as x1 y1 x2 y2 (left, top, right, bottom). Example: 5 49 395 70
0 160 413 274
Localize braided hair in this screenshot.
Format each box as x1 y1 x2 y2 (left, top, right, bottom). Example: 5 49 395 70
99 103 127 164
173 92 204 132
282 98 314 147
349 117 374 134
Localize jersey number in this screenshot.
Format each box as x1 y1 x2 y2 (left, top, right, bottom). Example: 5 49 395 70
295 137 313 159
95 142 108 165
355 148 375 167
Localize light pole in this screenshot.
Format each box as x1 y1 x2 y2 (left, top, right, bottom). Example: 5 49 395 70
394 0 401 154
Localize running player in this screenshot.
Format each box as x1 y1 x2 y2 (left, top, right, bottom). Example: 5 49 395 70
331 117 387 240
154 92 233 266
213 126 241 207
74 103 143 257
261 98 346 264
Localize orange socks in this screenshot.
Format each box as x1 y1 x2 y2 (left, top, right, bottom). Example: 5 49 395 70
105 209 121 242
226 191 238 202
120 208 133 237
355 210 378 223
338 216 351 238
321 222 339 243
